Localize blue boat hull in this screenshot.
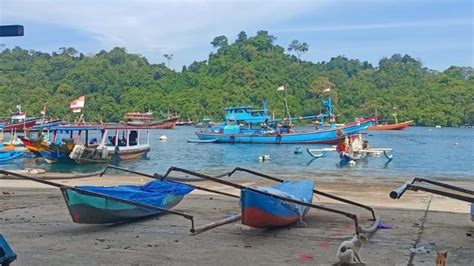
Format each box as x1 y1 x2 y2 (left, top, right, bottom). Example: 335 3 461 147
39 149 71 163
196 121 372 144
0 151 23 162
240 180 314 228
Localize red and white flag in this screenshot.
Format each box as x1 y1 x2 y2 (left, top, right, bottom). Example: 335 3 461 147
70 96 85 113
323 85 331 92
277 85 285 91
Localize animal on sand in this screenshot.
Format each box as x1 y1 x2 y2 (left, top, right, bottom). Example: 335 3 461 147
335 234 368 264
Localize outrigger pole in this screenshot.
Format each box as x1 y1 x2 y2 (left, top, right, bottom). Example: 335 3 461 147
228 167 380 222
162 167 381 234
0 169 196 230
100 165 239 199
390 177 474 202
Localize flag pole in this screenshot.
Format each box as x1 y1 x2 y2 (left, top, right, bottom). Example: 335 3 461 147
283 83 292 125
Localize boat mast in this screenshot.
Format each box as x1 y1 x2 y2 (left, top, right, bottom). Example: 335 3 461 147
283 83 292 125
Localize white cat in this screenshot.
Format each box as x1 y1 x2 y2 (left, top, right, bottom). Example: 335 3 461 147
336 234 368 264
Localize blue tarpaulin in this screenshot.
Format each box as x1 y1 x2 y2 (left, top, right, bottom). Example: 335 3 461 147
78 179 194 207
0 235 16 265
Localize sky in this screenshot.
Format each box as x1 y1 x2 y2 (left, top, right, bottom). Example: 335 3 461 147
0 0 472 71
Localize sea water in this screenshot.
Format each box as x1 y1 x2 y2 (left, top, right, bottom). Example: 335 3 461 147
2 126 473 181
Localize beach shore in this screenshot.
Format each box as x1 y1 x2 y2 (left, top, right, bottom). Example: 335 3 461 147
1 174 473 265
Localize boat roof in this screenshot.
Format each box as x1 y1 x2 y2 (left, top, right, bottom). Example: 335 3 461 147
50 124 104 131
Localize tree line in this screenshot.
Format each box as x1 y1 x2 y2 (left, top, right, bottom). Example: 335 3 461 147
0 30 472 126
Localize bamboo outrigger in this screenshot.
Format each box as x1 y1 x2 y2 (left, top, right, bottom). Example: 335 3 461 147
102 165 381 235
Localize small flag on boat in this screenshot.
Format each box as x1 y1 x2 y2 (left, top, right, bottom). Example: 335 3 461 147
70 96 85 113
40 105 46 115
277 85 285 91
323 85 331 92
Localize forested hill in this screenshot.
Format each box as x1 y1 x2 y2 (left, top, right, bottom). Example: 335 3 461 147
0 31 473 126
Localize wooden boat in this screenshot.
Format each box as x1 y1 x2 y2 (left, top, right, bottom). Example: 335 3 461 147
36 125 103 163
31 119 63 130
0 169 195 226
367 120 412 130
69 125 151 164
140 166 381 234
0 150 23 162
123 112 179 129
240 180 314 228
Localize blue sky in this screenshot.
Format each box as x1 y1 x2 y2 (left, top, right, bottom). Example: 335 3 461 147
0 0 472 71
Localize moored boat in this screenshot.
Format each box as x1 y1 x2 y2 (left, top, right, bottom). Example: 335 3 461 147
367 120 412 130
69 125 151 164
194 99 373 144
123 112 179 129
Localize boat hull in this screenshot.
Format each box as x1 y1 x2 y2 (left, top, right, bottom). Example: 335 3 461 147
72 145 150 164
3 120 37 132
367 121 412 130
126 117 179 129
196 121 372 144
0 150 23 162
61 180 193 224
240 180 314 228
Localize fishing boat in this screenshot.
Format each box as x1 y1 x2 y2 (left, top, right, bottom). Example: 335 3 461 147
367 121 412 130
307 134 393 166
0 150 23 162
367 112 412 130
31 118 63 130
193 98 373 144
3 106 36 132
194 116 215 128
36 125 104 163
123 112 179 129
0 169 195 225
68 125 151 164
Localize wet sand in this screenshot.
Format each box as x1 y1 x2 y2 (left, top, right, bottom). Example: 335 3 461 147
1 175 473 265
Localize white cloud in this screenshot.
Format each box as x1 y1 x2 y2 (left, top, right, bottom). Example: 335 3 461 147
275 18 472 33
1 0 326 55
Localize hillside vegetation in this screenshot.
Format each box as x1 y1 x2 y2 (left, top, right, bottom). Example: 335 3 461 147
0 31 472 126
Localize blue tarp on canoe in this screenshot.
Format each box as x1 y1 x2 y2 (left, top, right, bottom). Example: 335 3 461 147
78 180 194 207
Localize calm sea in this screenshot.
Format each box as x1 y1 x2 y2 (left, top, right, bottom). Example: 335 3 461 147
2 126 473 181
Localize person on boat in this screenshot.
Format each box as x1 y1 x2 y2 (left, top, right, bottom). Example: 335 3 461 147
129 131 138 146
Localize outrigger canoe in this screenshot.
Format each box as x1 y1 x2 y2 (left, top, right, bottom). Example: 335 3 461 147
102 166 381 234
0 169 195 226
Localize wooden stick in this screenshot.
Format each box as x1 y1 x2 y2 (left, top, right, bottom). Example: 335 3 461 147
191 214 242 235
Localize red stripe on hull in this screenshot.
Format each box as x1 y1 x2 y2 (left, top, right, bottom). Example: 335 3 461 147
242 207 300 228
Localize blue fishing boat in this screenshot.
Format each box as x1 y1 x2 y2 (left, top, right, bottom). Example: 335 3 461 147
194 97 373 144
240 180 314 228
0 150 23 162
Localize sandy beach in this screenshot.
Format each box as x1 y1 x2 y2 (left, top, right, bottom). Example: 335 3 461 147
1 173 473 265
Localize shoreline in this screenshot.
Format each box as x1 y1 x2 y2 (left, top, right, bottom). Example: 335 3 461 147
2 174 471 214
1 181 472 265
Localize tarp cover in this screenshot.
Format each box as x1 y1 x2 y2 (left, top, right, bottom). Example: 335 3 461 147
78 180 194 207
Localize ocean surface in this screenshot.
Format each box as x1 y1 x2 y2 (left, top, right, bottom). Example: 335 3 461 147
2 126 473 181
